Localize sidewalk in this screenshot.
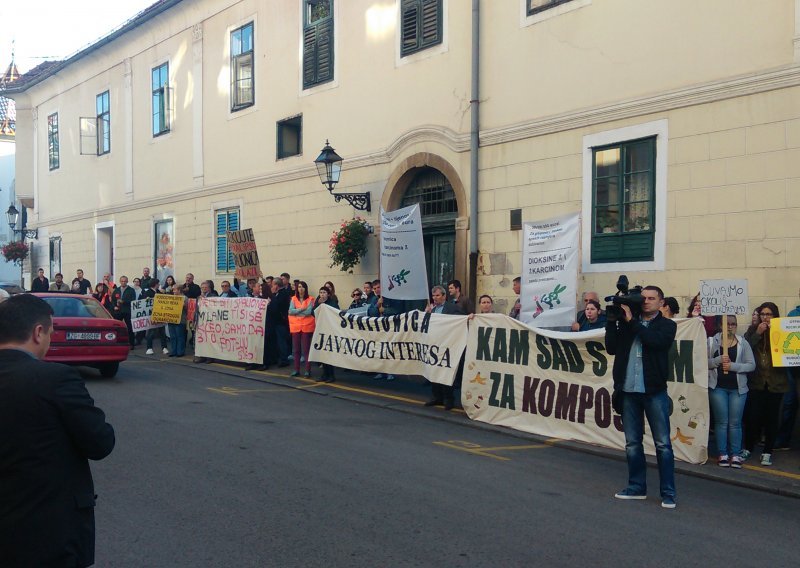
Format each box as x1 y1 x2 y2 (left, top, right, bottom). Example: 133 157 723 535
134 351 800 499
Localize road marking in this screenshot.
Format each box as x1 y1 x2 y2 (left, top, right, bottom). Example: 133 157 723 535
433 439 553 461
742 464 800 481
206 386 299 396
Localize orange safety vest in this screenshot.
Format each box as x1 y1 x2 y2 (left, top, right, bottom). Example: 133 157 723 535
288 295 316 334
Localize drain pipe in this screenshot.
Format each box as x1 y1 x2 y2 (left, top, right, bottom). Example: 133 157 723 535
468 0 480 301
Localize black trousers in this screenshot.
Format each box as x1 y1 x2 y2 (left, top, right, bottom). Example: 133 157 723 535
744 389 784 454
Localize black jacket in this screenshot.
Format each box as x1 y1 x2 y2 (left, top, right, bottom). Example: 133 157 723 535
31 277 50 292
0 350 115 567
605 311 676 394
111 285 136 317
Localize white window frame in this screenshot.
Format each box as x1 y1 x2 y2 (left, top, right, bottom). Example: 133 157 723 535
210 198 244 277
521 0 591 27
225 14 259 120
396 0 449 68
299 0 340 96
581 119 668 274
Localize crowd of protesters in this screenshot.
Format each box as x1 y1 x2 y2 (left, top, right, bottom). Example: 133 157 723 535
25 266 799 467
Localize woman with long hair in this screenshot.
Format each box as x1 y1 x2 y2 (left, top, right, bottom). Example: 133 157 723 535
323 281 339 306
288 281 315 377
743 302 790 466
708 315 755 468
316 286 339 382
162 274 177 294
93 283 114 313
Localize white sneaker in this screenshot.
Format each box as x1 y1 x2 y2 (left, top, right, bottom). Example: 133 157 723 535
760 453 772 466
162 348 169 354
385 374 396 381
145 348 154 355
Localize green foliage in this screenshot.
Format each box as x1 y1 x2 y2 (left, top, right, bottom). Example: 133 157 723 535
329 217 370 273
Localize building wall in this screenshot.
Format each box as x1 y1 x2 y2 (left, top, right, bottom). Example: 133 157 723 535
10 0 800 313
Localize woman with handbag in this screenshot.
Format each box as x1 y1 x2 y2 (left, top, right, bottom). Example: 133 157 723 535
708 315 755 468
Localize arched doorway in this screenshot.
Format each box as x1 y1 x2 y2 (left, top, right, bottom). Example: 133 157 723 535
400 167 457 290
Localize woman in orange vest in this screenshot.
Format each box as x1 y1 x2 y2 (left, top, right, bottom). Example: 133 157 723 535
288 280 316 377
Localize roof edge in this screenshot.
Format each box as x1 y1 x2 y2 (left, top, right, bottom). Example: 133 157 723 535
1 0 184 96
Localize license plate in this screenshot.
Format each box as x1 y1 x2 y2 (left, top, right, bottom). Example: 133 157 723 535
67 332 101 341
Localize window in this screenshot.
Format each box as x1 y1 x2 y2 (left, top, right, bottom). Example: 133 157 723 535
303 0 334 89
230 23 254 111
49 236 62 277
215 208 240 272
277 115 302 159
527 0 574 15
47 113 59 170
400 0 442 57
96 91 110 155
152 63 171 136
591 137 656 263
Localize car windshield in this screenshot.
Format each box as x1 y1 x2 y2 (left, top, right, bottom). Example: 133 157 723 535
42 296 110 318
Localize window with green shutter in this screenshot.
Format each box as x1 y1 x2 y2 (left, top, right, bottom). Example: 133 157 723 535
215 208 240 273
400 0 442 57
303 0 334 89
591 137 656 263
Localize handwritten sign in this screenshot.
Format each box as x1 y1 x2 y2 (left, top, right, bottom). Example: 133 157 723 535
770 317 800 367
699 279 748 316
194 297 268 363
131 298 163 332
186 298 197 324
228 228 262 280
150 294 185 324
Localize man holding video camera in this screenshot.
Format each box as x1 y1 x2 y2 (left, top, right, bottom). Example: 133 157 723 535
605 285 677 509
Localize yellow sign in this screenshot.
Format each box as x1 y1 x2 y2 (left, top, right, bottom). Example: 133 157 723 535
769 317 800 367
150 294 185 325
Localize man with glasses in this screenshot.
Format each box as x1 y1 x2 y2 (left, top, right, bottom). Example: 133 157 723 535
219 280 238 298
605 285 677 509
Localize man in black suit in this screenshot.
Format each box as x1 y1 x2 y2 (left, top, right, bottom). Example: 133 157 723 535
424 285 465 410
111 275 137 349
0 294 115 567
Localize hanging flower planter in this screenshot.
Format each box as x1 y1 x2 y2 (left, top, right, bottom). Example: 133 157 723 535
329 217 371 273
1 241 29 266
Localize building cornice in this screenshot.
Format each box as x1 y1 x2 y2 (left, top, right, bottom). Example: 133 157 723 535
33 63 800 227
482 63 800 146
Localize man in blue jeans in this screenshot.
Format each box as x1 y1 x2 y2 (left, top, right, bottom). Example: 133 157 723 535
605 285 678 509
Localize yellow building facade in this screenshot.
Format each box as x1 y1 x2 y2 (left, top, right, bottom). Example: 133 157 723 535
6 0 800 314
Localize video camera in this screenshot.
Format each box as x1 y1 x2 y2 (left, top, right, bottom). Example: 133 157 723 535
604 275 644 323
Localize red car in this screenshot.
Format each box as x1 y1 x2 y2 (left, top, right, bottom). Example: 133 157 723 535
32 293 130 378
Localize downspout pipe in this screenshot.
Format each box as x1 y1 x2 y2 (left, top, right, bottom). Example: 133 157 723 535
468 0 480 300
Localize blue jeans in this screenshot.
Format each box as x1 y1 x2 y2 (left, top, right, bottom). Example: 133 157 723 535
709 387 747 457
168 323 186 356
622 390 675 499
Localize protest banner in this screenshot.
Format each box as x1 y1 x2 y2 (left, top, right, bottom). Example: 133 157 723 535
228 228 263 280
195 297 268 363
380 204 429 300
130 298 163 332
699 278 749 356
462 315 709 464
309 304 468 385
186 298 197 324
150 294 185 324
520 212 580 328
769 317 800 367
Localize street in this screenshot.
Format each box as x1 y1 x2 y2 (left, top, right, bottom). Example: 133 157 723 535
87 358 798 568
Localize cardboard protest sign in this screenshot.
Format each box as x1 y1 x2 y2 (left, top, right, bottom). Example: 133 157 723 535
194 297 268 363
769 317 800 367
380 205 429 300
309 304 468 385
462 315 710 464
130 298 163 332
150 294 185 324
699 279 749 316
520 212 580 328
228 228 262 280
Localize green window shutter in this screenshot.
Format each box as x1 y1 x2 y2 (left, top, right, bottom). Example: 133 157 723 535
226 210 240 271
216 212 228 272
303 2 334 89
401 0 442 57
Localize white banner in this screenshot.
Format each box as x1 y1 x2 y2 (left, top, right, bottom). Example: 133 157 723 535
380 204 429 300
462 315 709 464
309 304 468 385
195 297 268 364
520 213 580 327
130 298 163 332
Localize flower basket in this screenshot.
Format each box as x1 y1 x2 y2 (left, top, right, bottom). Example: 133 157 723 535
1 241 29 266
329 217 371 273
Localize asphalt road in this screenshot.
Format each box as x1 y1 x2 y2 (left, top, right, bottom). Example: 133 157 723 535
82 358 798 568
